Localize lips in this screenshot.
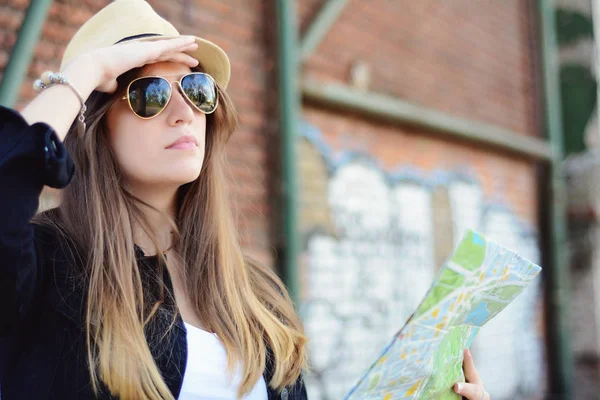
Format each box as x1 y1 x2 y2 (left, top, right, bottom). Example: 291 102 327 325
166 135 198 149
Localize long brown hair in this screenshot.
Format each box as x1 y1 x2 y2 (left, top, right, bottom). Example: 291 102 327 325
34 66 307 399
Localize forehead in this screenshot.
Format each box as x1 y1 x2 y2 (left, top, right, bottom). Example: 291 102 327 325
140 62 192 78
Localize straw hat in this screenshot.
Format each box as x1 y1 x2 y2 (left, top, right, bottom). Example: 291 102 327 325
60 0 231 89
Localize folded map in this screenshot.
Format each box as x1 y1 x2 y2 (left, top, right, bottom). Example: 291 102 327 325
344 230 542 400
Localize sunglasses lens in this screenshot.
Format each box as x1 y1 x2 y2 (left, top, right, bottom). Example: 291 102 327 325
181 73 218 113
128 78 171 118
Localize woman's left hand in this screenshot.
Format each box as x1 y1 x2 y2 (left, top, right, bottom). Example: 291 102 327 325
453 349 490 400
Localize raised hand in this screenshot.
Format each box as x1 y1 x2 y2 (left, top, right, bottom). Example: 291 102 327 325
454 349 490 400
82 36 200 93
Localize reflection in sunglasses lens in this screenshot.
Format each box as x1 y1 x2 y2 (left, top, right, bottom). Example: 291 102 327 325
182 74 217 113
129 78 171 118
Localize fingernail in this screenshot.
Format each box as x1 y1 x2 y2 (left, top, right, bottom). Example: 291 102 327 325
455 383 463 393
465 348 471 357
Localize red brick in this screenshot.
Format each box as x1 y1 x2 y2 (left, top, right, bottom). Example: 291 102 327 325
0 7 24 30
34 40 57 61
42 21 77 43
8 0 29 11
303 0 537 136
1 30 17 49
0 50 8 68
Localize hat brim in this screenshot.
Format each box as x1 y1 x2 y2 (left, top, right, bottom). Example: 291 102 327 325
133 35 231 89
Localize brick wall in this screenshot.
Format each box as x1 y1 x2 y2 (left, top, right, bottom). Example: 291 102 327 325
297 1 546 399
299 0 539 136
0 0 278 267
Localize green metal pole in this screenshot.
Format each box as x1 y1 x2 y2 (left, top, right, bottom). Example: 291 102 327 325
538 0 574 397
275 0 301 305
300 0 350 62
0 0 53 108
302 78 553 161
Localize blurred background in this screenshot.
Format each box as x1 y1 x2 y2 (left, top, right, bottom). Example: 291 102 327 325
0 0 598 399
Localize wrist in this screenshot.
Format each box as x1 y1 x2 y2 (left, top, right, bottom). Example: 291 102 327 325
61 54 102 100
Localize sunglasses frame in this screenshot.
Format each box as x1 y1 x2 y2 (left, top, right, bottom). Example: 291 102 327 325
121 72 219 120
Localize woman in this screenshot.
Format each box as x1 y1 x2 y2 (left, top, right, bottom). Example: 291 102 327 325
0 1 489 399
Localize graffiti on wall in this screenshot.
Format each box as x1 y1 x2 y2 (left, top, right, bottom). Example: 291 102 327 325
298 122 545 400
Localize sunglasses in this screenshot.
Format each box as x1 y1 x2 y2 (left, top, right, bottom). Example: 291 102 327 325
121 72 219 119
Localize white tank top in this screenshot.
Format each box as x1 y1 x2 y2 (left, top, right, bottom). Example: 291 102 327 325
178 322 268 400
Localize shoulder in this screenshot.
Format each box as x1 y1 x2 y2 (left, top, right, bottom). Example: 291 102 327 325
32 209 61 245
32 208 65 257
32 208 85 274
32 208 88 323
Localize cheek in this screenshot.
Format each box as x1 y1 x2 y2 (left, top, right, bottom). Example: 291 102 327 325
112 131 153 173
196 118 207 152
106 113 158 179
180 114 207 162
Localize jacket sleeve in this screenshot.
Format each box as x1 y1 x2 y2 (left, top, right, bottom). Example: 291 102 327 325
0 105 75 337
288 374 308 400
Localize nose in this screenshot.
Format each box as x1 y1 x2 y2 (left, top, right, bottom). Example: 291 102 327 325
165 82 195 126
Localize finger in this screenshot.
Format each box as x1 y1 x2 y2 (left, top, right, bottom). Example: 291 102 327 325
463 348 483 385
159 52 199 68
166 43 199 58
454 382 490 400
139 37 197 60
181 43 199 52
152 36 196 48
152 47 198 65
155 36 196 51
102 80 118 94
156 42 198 53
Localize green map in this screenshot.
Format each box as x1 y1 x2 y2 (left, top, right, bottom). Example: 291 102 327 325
344 230 542 400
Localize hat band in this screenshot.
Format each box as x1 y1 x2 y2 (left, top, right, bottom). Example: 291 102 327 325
115 33 163 44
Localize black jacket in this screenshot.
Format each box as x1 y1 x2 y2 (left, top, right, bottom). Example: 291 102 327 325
0 106 306 400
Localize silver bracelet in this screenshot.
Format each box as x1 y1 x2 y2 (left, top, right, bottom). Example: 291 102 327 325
34 71 87 136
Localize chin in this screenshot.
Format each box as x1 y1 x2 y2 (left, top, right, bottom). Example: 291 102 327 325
170 168 203 185
138 162 202 187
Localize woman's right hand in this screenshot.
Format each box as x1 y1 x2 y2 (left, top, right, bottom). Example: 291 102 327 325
21 36 198 139
65 36 200 94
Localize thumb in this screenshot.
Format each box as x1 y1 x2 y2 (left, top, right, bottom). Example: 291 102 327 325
97 78 118 94
454 382 489 400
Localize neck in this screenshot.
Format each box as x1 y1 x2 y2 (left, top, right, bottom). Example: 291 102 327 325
130 183 178 256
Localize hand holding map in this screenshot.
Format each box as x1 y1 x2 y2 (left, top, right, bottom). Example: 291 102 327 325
344 230 542 400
